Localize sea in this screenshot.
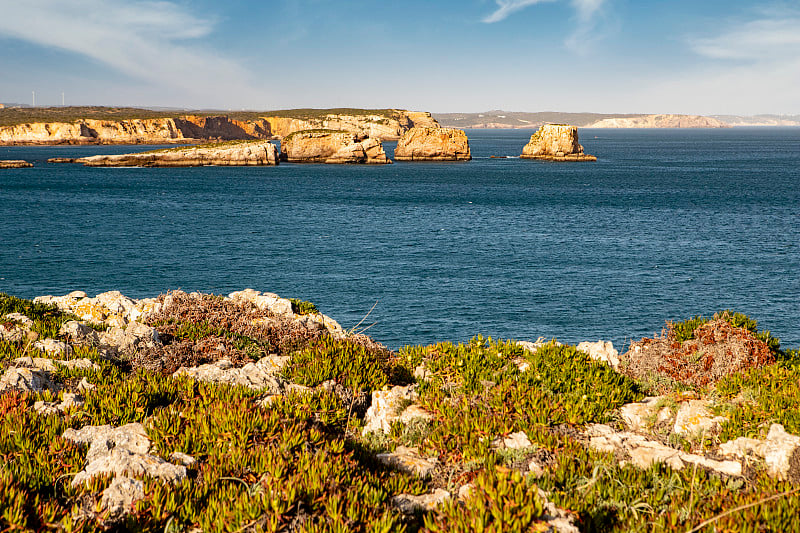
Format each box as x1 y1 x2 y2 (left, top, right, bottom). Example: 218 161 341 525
1 128 798 351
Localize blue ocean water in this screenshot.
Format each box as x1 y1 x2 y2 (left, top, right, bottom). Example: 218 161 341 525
1 128 798 350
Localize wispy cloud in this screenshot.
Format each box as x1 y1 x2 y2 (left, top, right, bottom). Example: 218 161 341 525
483 0 610 53
690 14 800 60
482 0 556 24
0 0 261 105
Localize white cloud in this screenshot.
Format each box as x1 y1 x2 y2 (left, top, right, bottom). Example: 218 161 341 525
690 16 800 60
482 0 556 23
0 0 262 105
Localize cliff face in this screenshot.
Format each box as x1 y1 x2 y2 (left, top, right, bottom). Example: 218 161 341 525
76 141 279 167
0 110 438 145
521 124 596 161
586 114 730 128
280 130 390 164
393 127 471 161
263 110 439 141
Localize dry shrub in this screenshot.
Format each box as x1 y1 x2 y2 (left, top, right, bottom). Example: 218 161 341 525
622 318 775 391
133 291 326 374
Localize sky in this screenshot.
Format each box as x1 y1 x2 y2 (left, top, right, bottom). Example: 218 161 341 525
0 0 798 115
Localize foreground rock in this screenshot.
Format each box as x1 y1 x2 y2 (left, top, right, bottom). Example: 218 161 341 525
720 424 800 482
279 130 390 164
521 124 596 161
0 160 33 168
76 140 279 167
173 356 287 393
393 127 471 161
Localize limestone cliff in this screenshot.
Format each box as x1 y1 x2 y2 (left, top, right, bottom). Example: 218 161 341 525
586 114 729 128
0 109 438 145
521 124 596 161
280 130 390 164
263 110 439 141
76 141 279 167
393 127 471 161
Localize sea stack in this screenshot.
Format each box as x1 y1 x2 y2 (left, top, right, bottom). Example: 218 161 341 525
520 124 596 161
393 127 471 161
279 130 391 164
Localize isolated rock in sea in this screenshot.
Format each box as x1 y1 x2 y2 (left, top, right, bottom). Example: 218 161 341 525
173 357 287 393
719 424 800 482
393 127 472 161
521 124 596 161
77 140 280 167
0 160 33 168
279 130 390 164
576 340 620 368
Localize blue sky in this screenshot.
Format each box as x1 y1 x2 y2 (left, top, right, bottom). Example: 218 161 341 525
0 0 798 114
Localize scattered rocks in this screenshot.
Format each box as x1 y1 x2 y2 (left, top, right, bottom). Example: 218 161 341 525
34 291 162 328
537 487 580 533
585 424 742 477
619 396 672 432
173 356 287 393
492 431 533 450
100 477 145 519
362 385 432 435
98 322 161 358
672 400 728 437
1 313 38 342
393 127 471 161
520 124 596 162
720 424 800 482
33 338 73 357
392 489 451 514
0 367 54 392
376 446 438 478
576 340 620 369
34 392 84 415
228 289 294 316
59 320 101 345
62 422 189 486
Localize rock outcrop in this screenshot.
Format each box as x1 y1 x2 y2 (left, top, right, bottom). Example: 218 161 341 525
521 124 596 161
279 130 390 164
0 109 438 145
586 114 729 128
0 160 33 168
393 127 472 161
75 141 280 167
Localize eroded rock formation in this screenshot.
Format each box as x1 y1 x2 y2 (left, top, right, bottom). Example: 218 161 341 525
279 130 390 164
0 160 33 168
521 124 596 161
76 140 280 167
393 127 471 161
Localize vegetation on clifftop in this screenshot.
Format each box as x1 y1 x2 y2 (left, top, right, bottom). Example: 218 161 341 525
1 292 800 532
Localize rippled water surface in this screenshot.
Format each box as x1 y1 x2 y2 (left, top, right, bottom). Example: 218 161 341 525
1 128 798 350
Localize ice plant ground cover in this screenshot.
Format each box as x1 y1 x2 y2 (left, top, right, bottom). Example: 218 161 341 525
1 291 799 532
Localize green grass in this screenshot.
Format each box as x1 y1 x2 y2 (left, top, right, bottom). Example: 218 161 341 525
290 298 319 316
282 129 352 143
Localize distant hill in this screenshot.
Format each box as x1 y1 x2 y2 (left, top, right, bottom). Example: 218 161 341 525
710 114 800 126
434 111 796 128
433 111 644 129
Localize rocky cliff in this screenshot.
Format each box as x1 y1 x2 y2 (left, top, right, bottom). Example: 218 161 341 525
263 110 439 141
393 127 471 161
280 130 390 164
75 140 280 167
521 124 596 161
586 114 729 128
0 109 439 145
